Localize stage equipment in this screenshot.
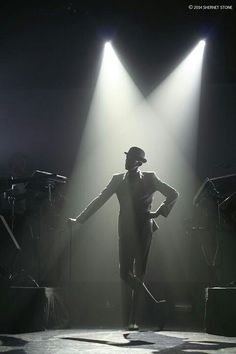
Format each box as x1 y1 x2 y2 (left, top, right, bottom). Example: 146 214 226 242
0 214 21 285
25 170 68 283
0 170 68 287
220 192 236 225
192 174 236 285
0 287 69 333
205 287 236 336
193 173 236 232
27 170 67 185
0 215 21 250
194 174 236 208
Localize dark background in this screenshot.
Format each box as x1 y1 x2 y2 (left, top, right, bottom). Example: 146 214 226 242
0 0 235 176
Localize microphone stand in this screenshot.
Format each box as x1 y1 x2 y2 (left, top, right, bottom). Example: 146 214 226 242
207 178 222 285
67 221 73 283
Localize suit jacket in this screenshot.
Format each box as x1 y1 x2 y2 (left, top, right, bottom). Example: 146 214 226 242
76 171 179 231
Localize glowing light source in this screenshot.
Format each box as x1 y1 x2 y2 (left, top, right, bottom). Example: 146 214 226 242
149 39 206 141
104 41 112 50
199 39 206 48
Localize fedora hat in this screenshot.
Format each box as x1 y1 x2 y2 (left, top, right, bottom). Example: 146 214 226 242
124 146 147 163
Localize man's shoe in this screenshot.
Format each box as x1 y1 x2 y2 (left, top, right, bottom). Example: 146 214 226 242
128 323 139 331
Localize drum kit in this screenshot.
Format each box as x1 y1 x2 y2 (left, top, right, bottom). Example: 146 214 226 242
0 170 67 286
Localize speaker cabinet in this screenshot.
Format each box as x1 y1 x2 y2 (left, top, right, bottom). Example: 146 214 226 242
205 287 236 336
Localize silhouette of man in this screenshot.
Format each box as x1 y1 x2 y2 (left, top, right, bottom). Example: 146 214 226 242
69 147 179 329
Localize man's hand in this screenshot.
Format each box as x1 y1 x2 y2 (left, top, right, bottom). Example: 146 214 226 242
67 218 82 236
68 218 77 224
67 218 81 227
149 208 162 219
67 217 82 232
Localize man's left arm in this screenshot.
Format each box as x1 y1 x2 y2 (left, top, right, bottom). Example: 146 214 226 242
151 173 179 218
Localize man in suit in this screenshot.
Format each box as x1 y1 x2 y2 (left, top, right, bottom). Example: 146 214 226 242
69 146 179 330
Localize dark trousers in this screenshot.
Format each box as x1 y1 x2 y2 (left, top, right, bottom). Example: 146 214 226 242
118 217 153 325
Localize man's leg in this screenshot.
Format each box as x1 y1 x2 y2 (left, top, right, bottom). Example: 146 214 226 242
119 236 135 328
118 220 153 329
130 222 153 328
128 259 143 329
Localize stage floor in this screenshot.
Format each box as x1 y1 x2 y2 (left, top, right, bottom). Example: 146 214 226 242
1 329 236 353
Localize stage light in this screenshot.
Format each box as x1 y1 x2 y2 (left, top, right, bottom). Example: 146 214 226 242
199 39 206 48
146 39 206 222
64 41 145 283
104 41 112 49
148 39 206 149
136 40 206 282
64 39 206 287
